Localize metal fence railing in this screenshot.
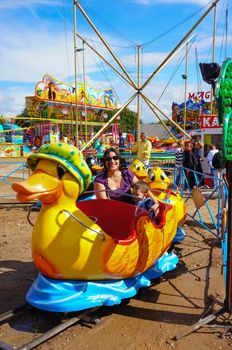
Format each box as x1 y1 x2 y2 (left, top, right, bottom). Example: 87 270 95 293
0 160 227 239
0 161 29 200
173 166 227 237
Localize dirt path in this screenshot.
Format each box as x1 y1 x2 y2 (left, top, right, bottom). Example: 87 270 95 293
0 204 231 350
0 163 231 350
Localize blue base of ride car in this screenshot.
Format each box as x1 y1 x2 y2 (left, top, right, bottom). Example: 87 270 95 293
26 252 179 312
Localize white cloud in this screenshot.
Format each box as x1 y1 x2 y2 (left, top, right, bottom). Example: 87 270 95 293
0 0 230 124
0 30 91 83
0 0 62 10
0 87 30 116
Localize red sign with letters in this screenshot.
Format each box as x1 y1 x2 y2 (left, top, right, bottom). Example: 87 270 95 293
188 91 212 100
200 115 221 129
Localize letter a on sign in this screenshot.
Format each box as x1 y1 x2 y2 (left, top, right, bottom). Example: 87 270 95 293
212 116 219 127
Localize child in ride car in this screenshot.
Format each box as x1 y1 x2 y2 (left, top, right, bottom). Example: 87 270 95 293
132 181 160 222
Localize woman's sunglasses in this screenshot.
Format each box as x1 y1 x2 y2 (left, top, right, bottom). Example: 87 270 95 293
105 155 119 161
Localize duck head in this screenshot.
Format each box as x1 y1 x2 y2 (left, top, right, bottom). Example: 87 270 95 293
146 166 170 192
12 143 92 204
86 156 104 176
128 159 147 180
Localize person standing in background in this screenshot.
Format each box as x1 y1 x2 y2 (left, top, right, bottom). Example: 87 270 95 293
210 145 224 190
127 129 135 148
182 141 197 189
132 132 152 168
118 132 125 149
174 140 185 189
214 146 224 190
207 144 218 188
192 141 205 187
95 140 105 154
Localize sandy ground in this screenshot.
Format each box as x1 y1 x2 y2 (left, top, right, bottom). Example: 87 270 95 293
0 161 231 349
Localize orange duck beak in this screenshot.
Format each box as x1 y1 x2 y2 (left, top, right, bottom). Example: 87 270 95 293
147 181 169 191
12 170 62 204
91 164 104 175
135 171 147 181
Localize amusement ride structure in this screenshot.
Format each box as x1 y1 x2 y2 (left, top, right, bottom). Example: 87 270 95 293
1 1 232 349
9 0 226 314
10 0 226 314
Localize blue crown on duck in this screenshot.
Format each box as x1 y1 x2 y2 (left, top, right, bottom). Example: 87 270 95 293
27 143 92 194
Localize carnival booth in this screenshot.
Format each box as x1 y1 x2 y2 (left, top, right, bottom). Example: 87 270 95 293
200 115 222 172
0 124 24 157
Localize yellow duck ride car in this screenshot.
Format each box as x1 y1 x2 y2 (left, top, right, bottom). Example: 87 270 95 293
12 143 185 312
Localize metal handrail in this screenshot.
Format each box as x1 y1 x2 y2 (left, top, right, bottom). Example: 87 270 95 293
27 205 40 226
59 209 105 241
26 206 104 240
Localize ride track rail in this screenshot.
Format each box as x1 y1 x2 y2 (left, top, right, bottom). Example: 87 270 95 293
0 304 102 350
0 202 38 210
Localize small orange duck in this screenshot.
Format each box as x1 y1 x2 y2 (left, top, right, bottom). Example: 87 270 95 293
128 159 147 180
146 166 187 227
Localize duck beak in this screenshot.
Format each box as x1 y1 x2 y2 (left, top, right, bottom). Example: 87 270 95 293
12 170 62 204
147 182 157 189
91 164 103 171
135 171 147 180
147 181 168 190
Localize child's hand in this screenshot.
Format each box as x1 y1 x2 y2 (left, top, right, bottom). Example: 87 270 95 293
149 201 159 217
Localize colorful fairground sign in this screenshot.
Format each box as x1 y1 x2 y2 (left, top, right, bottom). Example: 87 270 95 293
172 91 212 115
188 90 212 101
36 74 116 109
200 115 221 129
25 74 117 120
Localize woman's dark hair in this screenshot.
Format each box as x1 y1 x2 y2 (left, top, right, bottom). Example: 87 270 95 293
209 144 216 150
102 147 123 170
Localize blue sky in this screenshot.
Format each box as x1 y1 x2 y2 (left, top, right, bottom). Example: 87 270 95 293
0 0 231 123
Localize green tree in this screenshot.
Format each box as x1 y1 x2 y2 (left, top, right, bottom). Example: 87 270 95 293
0 115 5 125
106 107 138 132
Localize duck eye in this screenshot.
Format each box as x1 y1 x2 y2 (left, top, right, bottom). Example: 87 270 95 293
135 164 140 170
57 164 67 179
160 173 166 181
149 173 155 181
27 157 39 171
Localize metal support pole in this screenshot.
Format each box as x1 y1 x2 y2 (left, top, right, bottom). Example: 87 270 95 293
210 3 217 116
76 33 135 89
140 0 219 91
82 41 88 142
183 43 188 131
73 3 79 144
143 95 177 142
74 1 218 150
74 0 137 89
141 92 191 139
81 93 137 151
137 45 141 141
